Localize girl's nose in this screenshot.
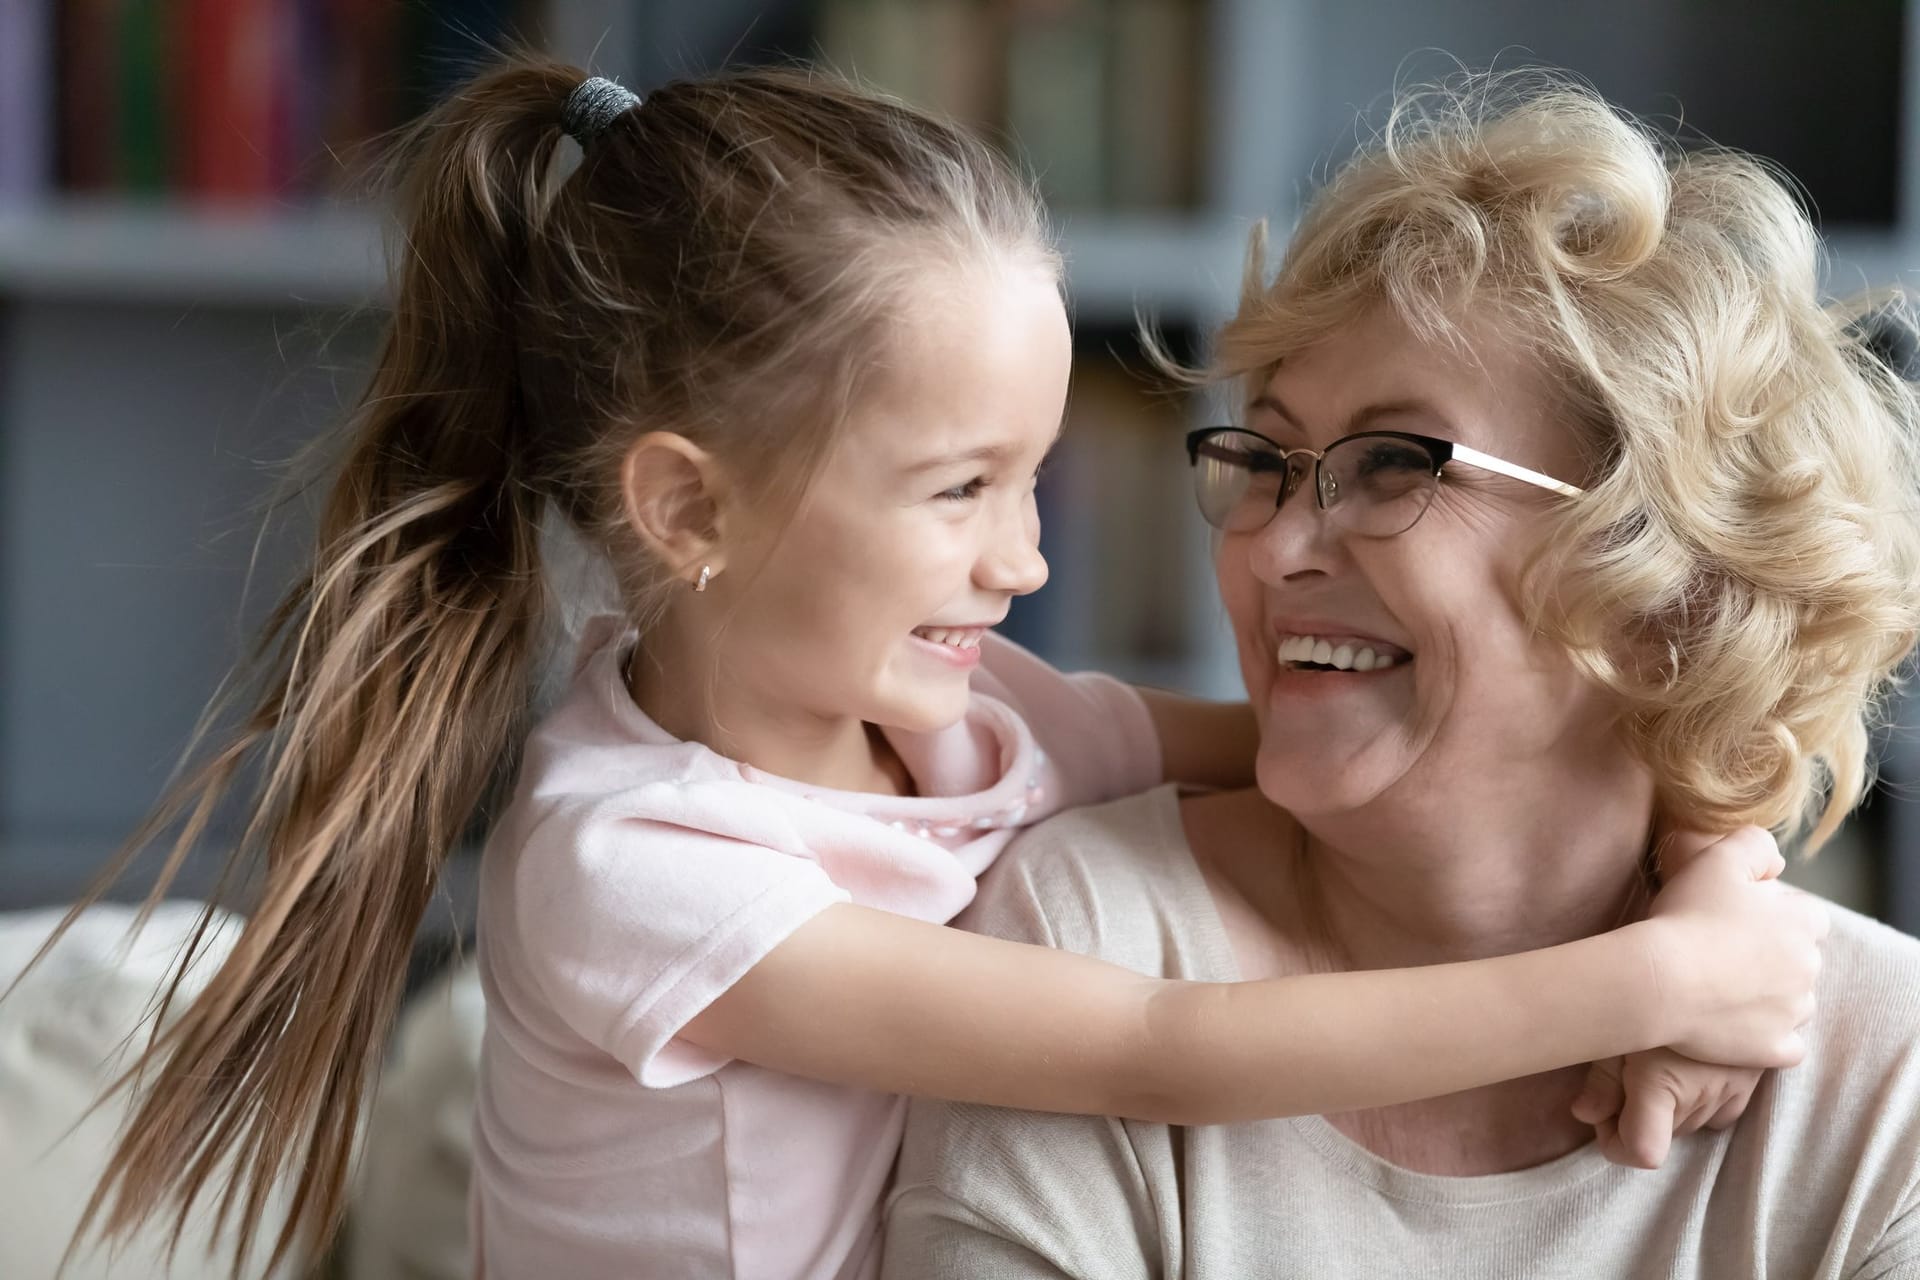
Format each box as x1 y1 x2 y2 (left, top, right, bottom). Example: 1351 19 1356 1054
978 497 1049 595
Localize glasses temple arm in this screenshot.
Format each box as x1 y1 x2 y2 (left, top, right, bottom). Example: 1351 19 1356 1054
1447 443 1585 497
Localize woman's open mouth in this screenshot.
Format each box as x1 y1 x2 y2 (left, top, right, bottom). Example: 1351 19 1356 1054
1277 633 1412 673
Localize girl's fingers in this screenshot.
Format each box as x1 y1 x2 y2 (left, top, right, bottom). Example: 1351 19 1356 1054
1616 1084 1677 1170
1571 1057 1626 1125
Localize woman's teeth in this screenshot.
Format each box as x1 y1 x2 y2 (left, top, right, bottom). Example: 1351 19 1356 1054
1277 634 1409 672
914 626 984 650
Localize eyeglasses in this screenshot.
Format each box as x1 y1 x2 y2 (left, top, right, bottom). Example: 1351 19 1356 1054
1184 426 1585 537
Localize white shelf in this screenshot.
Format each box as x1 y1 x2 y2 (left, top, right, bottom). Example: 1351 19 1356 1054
1822 230 1920 295
1056 213 1250 326
0 199 1249 323
0 200 391 309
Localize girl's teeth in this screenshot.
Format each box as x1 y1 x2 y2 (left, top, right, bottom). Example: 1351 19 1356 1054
1311 640 1333 665
917 627 981 649
1353 648 1377 672
1331 644 1354 670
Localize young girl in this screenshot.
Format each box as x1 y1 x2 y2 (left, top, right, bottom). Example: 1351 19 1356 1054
57 58 1823 1278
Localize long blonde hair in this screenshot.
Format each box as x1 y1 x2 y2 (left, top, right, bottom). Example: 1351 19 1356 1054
1210 72 1920 850
31 53 1051 1272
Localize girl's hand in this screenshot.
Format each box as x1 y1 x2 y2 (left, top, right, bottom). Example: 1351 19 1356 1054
1642 826 1827 1068
1571 1049 1762 1169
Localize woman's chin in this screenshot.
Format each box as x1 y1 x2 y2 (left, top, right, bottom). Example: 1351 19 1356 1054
1253 745 1393 819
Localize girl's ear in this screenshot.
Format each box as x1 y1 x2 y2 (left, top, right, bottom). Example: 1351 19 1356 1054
619 432 732 584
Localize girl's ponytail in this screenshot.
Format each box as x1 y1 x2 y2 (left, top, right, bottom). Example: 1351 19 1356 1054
53 56 583 1272
25 44 1058 1272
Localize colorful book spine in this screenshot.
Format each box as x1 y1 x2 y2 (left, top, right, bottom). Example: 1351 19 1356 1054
0 0 53 205
56 0 119 192
118 0 172 196
1005 0 1110 211
401 0 527 120
181 0 278 203
316 0 403 198
1108 0 1203 210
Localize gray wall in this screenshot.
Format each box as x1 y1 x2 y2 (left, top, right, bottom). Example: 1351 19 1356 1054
0 300 379 904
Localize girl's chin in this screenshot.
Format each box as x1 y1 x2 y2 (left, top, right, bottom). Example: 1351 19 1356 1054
872 684 974 736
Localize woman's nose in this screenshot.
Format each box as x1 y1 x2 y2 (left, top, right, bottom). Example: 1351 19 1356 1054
977 497 1049 596
1248 479 1339 584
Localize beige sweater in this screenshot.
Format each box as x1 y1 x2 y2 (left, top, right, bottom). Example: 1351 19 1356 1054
884 785 1920 1280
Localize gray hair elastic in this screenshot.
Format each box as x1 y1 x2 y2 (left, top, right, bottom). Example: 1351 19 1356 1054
562 76 641 145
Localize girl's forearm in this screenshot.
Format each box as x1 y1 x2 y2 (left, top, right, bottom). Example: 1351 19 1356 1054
1134 687 1259 789
1125 922 1677 1124
685 904 1683 1123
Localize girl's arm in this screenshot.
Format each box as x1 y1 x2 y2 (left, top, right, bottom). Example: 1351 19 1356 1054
680 831 1824 1124
1133 687 1259 789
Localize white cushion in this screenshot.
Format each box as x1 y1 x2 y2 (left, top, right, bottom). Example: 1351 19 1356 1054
0 902 302 1279
348 956 485 1280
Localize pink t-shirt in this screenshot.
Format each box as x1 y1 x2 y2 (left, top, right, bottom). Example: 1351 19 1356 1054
471 616 1162 1279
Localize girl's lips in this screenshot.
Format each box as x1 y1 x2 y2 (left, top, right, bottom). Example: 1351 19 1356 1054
910 629 984 669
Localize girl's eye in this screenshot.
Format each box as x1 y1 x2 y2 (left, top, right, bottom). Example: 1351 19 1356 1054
937 477 989 502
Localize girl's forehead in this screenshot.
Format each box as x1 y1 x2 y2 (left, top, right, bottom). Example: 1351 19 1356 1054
840 269 1070 459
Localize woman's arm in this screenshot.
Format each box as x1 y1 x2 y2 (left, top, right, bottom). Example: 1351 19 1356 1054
1133 687 1259 789
681 832 1822 1124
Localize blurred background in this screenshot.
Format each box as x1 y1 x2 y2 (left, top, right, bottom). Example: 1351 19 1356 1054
1 0 1917 939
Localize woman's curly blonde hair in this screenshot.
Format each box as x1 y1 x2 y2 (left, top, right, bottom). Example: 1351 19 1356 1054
1209 72 1920 850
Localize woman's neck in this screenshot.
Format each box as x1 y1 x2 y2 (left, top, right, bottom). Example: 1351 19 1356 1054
627 628 914 797
1293 753 1658 971
1193 747 1659 1176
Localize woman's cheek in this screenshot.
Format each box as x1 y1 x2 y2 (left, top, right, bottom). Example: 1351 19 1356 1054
1214 541 1271 700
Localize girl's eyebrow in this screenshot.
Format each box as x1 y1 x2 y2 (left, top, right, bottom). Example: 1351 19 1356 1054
901 423 1065 475
903 442 1017 475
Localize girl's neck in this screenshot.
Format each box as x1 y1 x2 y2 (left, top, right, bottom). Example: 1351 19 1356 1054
626 636 915 797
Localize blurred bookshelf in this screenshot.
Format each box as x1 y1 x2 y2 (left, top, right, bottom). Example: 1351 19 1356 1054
4 0 1919 933
0 0 1276 914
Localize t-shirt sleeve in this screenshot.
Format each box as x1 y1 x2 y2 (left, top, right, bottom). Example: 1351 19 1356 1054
883 824 1162 1280
512 797 850 1088
974 633 1162 808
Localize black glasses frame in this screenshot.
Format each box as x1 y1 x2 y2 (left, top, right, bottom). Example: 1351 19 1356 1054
1183 425 1584 536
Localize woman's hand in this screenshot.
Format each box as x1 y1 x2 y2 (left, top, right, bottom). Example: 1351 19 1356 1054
1643 826 1828 1068
1572 1049 1761 1169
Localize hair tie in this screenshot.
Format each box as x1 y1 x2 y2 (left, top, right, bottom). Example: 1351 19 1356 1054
562 76 641 146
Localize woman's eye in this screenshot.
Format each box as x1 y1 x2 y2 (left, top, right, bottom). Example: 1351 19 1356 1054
937 477 989 502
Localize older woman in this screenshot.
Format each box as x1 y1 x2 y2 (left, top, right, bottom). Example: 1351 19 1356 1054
883 79 1920 1278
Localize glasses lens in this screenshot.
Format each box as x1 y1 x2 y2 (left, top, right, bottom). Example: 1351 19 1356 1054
1321 435 1440 536
1193 431 1292 531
